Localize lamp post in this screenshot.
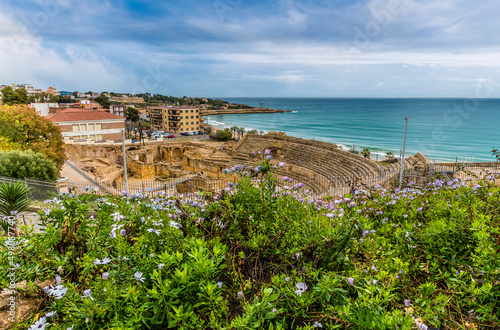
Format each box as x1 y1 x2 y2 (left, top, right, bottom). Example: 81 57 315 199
399 117 408 187
122 130 129 203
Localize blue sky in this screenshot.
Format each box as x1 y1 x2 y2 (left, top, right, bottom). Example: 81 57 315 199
2 0 500 97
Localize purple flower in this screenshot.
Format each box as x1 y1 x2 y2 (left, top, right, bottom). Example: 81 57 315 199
348 277 354 286
102 272 109 280
120 229 126 236
237 291 243 299
292 252 301 260
266 155 272 160
371 265 377 272
285 276 290 282
217 282 223 288
264 149 271 155
404 299 411 307
158 263 164 269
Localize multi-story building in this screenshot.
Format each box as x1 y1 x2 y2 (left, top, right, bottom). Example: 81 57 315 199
148 106 203 134
110 104 127 117
46 108 125 142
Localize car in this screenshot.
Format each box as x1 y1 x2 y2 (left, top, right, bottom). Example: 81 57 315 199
188 132 194 136
193 131 198 135
209 135 215 139
164 134 175 139
180 132 189 136
198 131 204 135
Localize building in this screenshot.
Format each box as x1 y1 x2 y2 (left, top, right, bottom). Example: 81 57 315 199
46 86 60 96
46 108 125 142
109 96 145 103
30 102 60 116
148 106 203 133
79 99 102 110
110 104 127 117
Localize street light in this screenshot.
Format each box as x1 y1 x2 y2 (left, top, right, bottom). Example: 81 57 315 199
399 117 408 187
122 130 129 203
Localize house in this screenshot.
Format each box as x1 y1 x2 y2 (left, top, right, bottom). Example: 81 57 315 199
110 104 127 117
30 102 60 116
46 108 125 142
147 106 203 134
79 99 102 110
46 86 60 96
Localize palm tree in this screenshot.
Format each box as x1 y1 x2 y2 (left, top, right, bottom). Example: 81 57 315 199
385 151 395 158
361 148 371 159
0 181 31 234
230 125 239 139
238 127 246 140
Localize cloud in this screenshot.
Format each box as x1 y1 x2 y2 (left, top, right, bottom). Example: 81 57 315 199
0 10 133 91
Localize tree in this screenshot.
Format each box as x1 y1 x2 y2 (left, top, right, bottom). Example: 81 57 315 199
361 148 371 159
214 129 232 141
1 86 28 105
95 93 110 109
385 151 395 158
204 126 214 135
246 129 258 135
230 126 239 139
237 127 245 141
0 150 58 181
0 104 66 170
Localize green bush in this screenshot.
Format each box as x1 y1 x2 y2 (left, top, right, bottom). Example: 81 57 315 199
0 149 58 181
2 169 500 329
214 128 232 141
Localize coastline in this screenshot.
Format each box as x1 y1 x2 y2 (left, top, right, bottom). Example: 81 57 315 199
202 107 291 116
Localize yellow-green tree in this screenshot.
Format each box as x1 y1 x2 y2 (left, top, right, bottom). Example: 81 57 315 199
0 104 66 171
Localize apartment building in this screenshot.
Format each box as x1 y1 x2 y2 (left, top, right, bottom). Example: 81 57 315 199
46 108 125 142
148 106 203 133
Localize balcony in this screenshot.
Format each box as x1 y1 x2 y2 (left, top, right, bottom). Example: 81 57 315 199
168 117 180 122
168 110 180 115
169 122 180 128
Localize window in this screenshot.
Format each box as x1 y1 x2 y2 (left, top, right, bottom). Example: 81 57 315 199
96 134 103 141
88 123 95 131
196 115 199 118
191 122 194 125
80 125 87 132
180 110 183 113
196 121 199 124
180 128 183 131
196 109 198 113
90 135 95 141
191 116 194 119
191 110 194 113
95 123 102 130
72 124 79 132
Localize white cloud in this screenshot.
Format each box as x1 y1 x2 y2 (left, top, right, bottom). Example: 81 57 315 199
0 11 133 91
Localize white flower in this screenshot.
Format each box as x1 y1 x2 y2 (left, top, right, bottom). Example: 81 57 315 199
44 311 57 318
109 230 117 238
55 275 61 285
169 221 182 230
217 281 223 288
295 282 308 296
134 272 146 283
147 228 161 235
313 321 323 328
57 266 63 274
82 289 94 300
93 257 111 265
66 327 74 330
29 316 48 330
46 284 68 300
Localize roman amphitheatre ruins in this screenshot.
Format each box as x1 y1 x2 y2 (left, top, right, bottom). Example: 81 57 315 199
65 132 430 196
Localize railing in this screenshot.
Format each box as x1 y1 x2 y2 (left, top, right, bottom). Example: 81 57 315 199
0 176 57 201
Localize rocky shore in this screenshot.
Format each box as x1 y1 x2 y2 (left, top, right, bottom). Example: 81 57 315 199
202 107 291 116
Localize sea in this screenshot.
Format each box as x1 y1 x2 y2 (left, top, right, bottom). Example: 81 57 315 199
206 98 500 163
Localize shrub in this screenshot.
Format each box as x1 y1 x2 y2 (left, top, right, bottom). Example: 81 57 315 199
2 170 500 329
0 149 58 181
214 128 232 141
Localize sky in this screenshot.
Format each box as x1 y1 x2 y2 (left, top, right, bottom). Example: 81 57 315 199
2 0 500 97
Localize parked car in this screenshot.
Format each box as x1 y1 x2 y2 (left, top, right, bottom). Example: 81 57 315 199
164 134 175 139
209 135 216 139
180 132 189 136
193 131 198 135
188 132 194 136
198 131 204 135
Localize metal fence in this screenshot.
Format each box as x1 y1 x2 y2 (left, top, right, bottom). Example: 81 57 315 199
0 176 58 201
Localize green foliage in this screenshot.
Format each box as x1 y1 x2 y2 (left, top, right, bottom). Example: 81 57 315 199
0 181 31 233
386 151 395 158
214 128 232 141
1 86 28 105
492 148 499 161
94 93 110 109
0 104 66 170
0 150 58 181
361 147 371 159
2 171 500 329
126 107 139 122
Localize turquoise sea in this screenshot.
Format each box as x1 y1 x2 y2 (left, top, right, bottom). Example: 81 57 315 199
206 98 500 163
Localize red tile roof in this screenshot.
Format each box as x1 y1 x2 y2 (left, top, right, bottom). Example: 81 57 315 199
46 108 125 122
